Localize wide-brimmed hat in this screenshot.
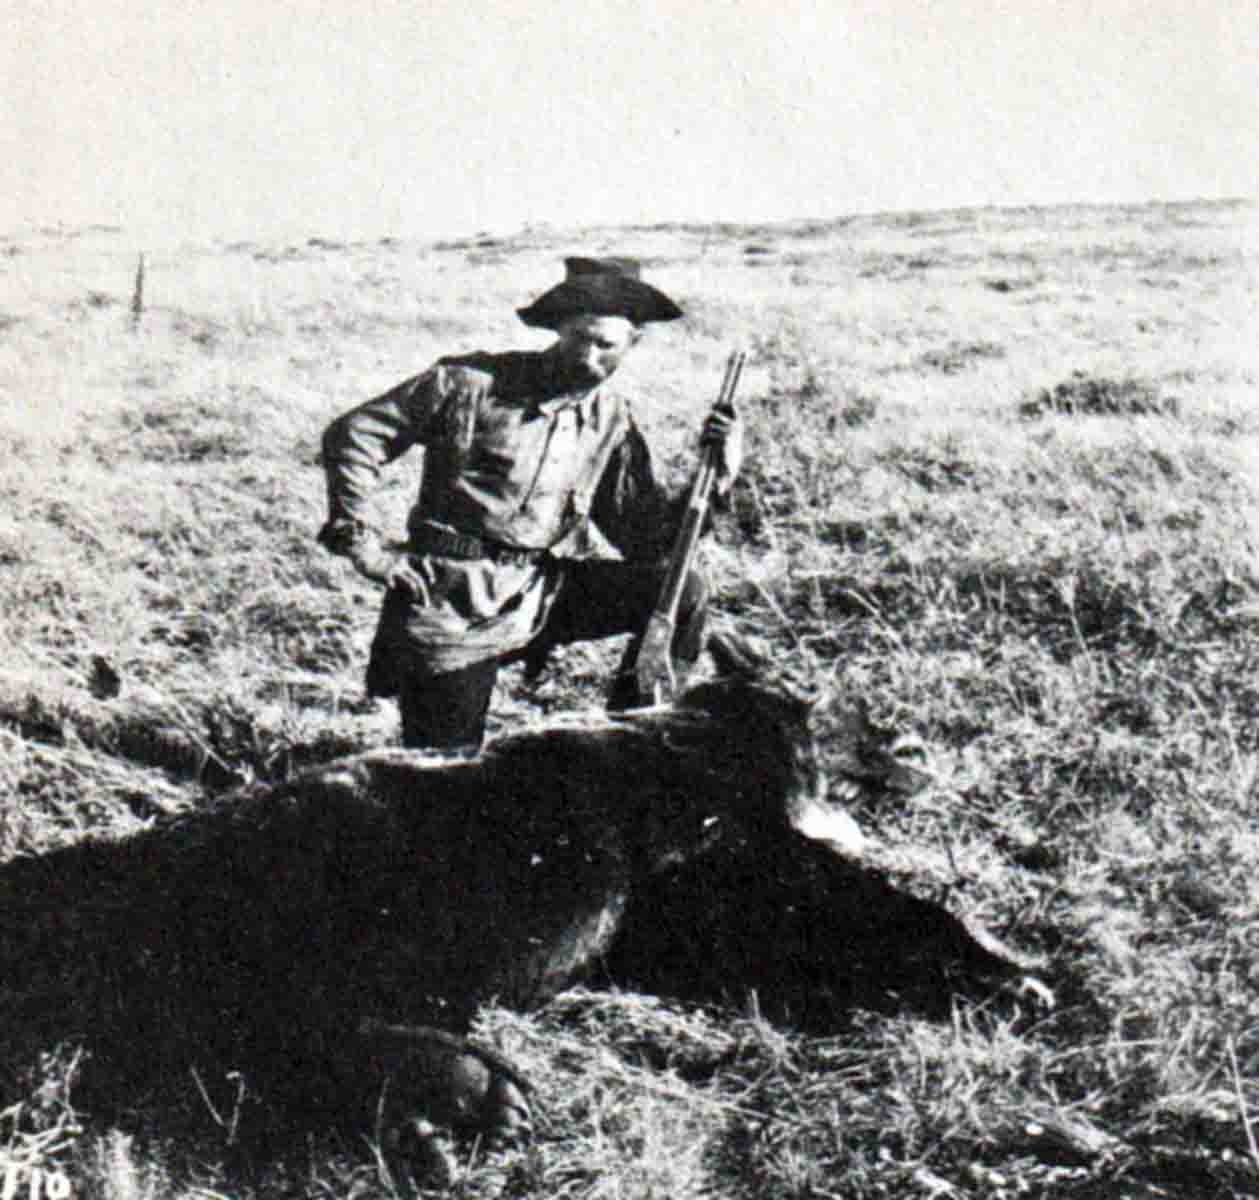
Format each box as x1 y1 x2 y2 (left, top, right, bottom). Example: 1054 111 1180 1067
517 257 683 330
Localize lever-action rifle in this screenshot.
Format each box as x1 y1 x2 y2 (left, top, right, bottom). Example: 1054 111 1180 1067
633 349 745 705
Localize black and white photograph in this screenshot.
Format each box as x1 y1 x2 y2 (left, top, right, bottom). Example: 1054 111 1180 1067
1 2 1255 1195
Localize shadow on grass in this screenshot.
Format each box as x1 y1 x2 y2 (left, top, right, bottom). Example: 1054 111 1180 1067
603 835 1048 1033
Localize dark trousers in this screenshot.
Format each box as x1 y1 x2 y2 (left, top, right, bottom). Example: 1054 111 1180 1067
396 559 709 753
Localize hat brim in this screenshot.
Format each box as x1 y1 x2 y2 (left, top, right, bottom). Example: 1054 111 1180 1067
517 277 683 330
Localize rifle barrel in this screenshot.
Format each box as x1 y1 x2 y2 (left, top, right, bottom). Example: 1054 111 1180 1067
716 350 745 411
633 349 747 703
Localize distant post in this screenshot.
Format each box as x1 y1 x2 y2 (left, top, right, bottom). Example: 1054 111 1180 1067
130 253 146 329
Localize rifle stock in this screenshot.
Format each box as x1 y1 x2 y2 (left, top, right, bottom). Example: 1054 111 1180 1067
634 351 745 704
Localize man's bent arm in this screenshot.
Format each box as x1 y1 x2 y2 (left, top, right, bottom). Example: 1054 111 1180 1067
318 367 454 560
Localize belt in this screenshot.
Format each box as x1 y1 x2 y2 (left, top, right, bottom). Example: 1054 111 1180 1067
411 521 548 567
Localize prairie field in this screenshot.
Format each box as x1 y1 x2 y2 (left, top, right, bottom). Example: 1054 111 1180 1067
1 198 1257 1198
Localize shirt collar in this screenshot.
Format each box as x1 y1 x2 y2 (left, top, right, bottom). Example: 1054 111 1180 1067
535 388 600 428
526 355 600 425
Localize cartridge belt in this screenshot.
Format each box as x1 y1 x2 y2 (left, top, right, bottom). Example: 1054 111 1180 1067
411 521 548 567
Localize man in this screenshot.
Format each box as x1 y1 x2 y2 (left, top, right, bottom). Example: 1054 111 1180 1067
318 256 743 754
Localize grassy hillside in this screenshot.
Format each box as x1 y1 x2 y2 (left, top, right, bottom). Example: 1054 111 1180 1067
1 199 1256 1197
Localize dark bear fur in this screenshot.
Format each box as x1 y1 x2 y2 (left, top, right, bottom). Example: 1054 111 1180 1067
0 644 1035 1149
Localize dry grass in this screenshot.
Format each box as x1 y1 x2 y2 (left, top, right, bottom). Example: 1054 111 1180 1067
1 198 1257 1197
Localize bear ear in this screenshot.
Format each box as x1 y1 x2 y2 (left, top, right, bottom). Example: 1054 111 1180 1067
707 630 820 709
707 631 769 680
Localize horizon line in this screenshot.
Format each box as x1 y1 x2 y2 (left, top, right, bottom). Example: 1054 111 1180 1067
4 193 1253 251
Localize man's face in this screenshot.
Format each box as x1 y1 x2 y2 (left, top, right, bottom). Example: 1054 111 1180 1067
552 315 639 389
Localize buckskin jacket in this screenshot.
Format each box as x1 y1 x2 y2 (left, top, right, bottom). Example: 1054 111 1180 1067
319 350 682 681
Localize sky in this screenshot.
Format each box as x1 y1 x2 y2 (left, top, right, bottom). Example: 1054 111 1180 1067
2 0 1254 244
